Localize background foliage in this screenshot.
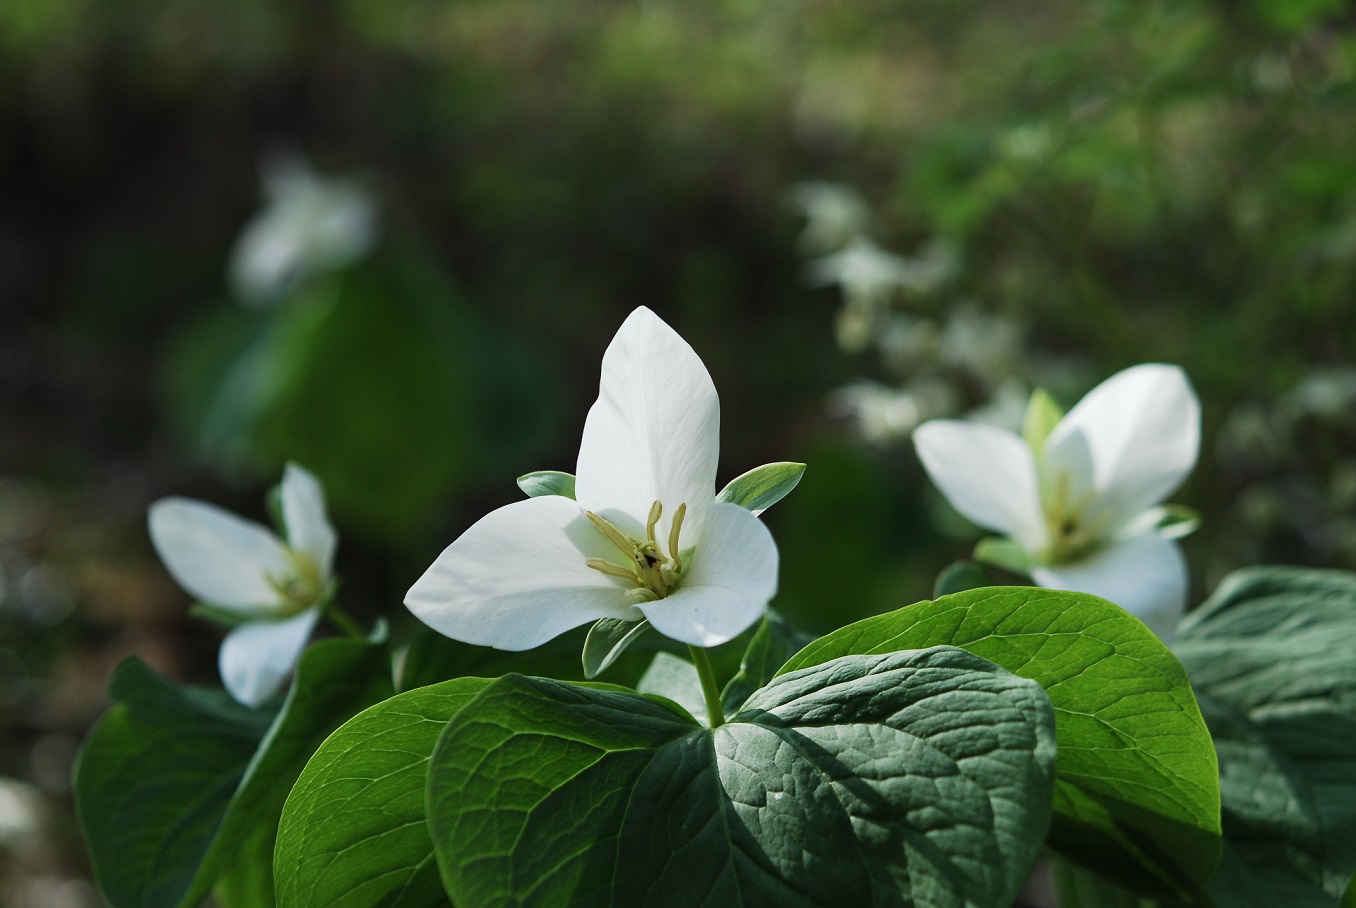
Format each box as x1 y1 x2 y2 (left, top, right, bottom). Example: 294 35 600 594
2 0 1354 903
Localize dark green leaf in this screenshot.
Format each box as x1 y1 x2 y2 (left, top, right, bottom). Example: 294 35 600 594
517 470 577 499
427 646 1057 907
932 560 993 598
582 617 651 679
74 635 393 908
719 611 814 713
275 677 492 908
1050 857 1148 908
779 587 1221 900
75 659 273 908
716 462 805 514
1175 567 1356 907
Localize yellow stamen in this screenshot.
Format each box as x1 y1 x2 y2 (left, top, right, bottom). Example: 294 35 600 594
584 557 639 581
668 502 687 574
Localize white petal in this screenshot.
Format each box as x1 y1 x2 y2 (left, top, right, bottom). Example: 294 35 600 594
219 609 320 707
575 307 720 545
1031 533 1187 644
638 502 777 647
281 463 337 576
1043 364 1200 532
147 498 290 611
404 495 641 651
912 420 1047 551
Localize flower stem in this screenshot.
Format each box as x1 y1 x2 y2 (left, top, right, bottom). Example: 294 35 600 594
326 603 366 639
688 645 726 728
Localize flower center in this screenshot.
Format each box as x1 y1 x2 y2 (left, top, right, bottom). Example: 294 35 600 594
1041 472 1111 563
265 549 327 616
584 500 688 602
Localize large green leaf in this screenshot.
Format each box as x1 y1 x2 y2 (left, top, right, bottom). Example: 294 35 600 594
276 677 493 908
1174 567 1356 906
779 587 1221 900
426 646 1057 907
74 635 393 908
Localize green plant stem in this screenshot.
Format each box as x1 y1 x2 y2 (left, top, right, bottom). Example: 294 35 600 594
688 645 726 728
326 603 366 639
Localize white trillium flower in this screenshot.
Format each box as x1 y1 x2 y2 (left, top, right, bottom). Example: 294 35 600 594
788 181 873 254
405 307 780 650
228 153 378 305
148 464 337 707
913 364 1201 642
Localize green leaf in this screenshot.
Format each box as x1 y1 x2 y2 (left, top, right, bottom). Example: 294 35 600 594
973 537 1031 574
1050 857 1152 908
214 826 278 908
779 587 1221 900
715 461 805 515
719 611 814 714
635 651 706 723
426 647 1057 907
517 470 577 500
933 560 993 598
1175 567 1356 906
1022 387 1064 452
75 636 394 908
75 659 273 908
275 677 492 908
581 617 651 679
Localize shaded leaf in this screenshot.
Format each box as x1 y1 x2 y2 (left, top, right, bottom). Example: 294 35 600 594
427 647 1057 907
779 587 1221 900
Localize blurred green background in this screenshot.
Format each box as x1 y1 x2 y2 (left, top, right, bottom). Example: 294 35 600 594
3 0 1355 902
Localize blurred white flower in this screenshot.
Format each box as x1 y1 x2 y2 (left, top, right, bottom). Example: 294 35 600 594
148 463 336 706
833 378 958 445
806 237 956 352
787 181 872 254
406 307 779 650
914 364 1200 641
228 153 377 305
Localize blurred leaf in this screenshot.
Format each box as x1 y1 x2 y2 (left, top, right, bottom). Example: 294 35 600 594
275 677 491 908
932 560 992 597
1175 567 1356 906
780 587 1221 901
426 649 1056 906
974 537 1031 574
75 634 393 908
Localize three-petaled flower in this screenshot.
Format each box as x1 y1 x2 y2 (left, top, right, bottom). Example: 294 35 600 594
148 463 337 706
405 307 780 650
914 364 1200 641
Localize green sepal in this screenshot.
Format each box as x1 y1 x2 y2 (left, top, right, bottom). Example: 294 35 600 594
516 470 576 499
1022 387 1064 453
933 559 993 597
426 648 1057 907
974 536 1032 574
266 482 288 538
715 461 805 514
779 587 1222 901
190 602 262 629
74 635 394 908
581 616 651 679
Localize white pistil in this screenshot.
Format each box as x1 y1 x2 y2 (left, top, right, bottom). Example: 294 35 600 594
584 500 688 601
